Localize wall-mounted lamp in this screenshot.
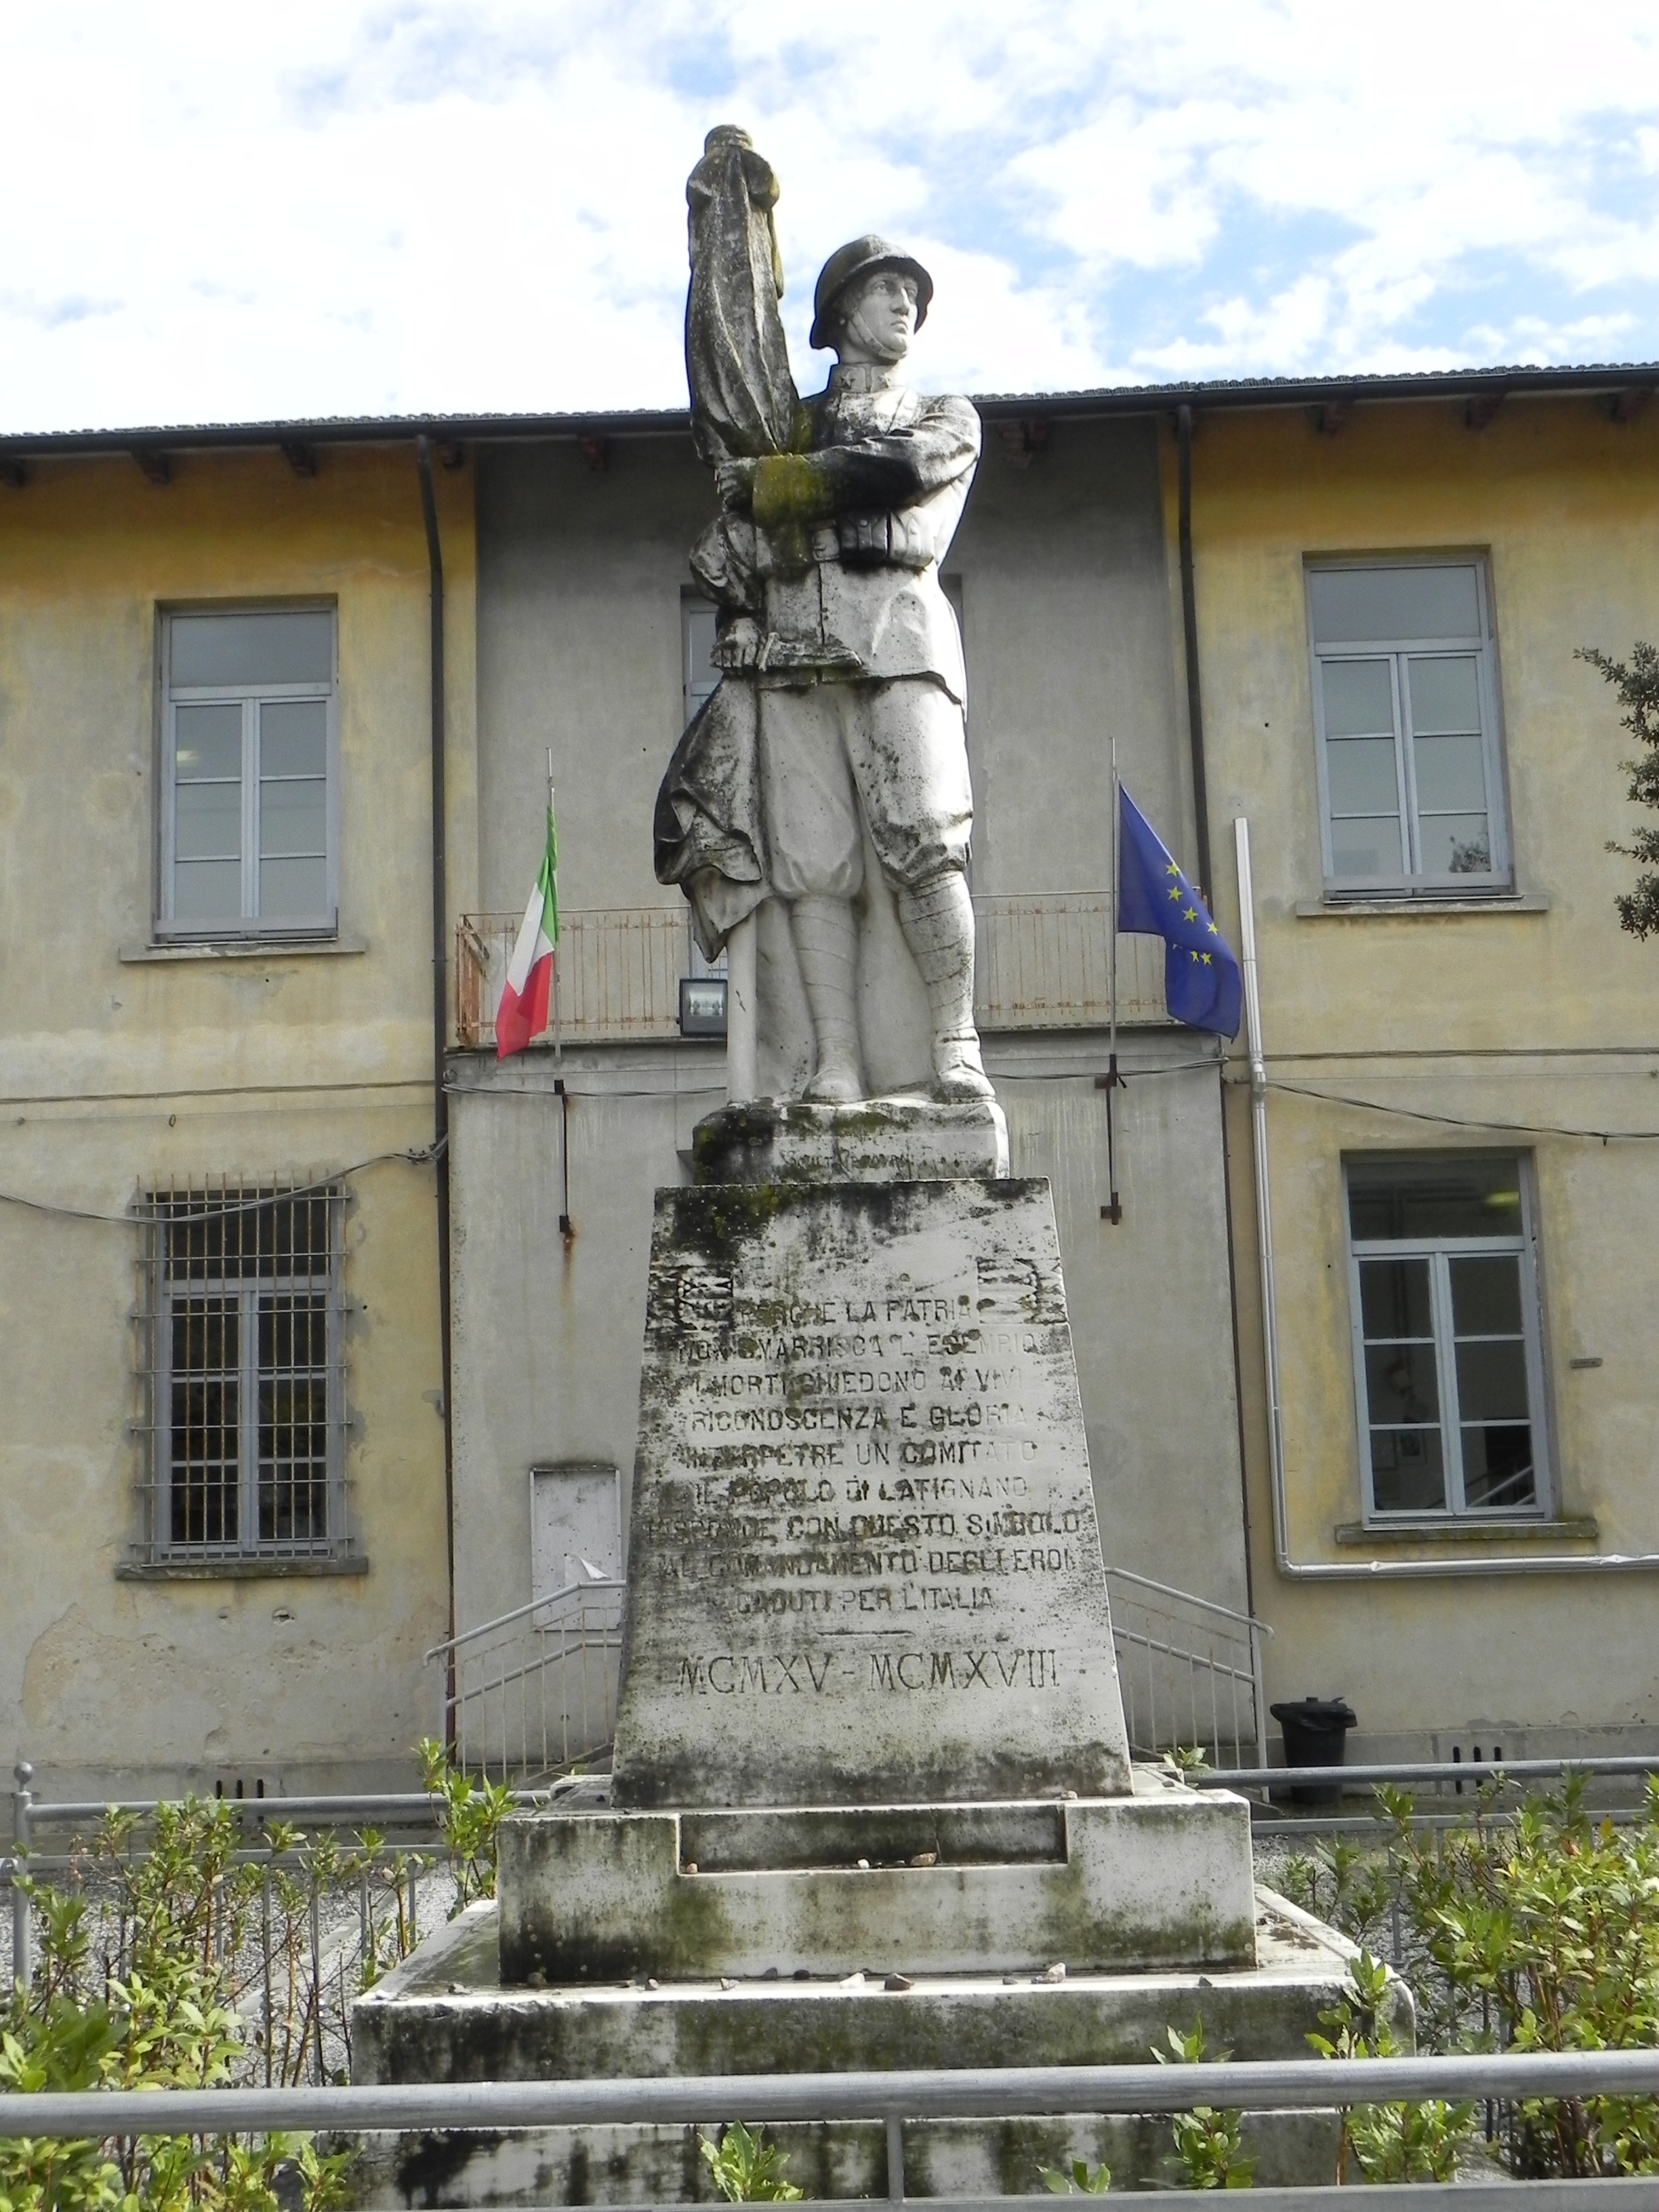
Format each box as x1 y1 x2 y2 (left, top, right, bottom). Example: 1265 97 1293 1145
678 976 728 1037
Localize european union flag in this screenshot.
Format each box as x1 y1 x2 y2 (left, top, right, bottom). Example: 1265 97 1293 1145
1117 785 1242 1038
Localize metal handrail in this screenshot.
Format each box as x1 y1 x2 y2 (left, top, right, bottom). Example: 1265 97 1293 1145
4 2048 1657 2136
1112 1624 1256 1690
1197 1755 1659 1791
8 1787 571 1832
424 1576 626 1664
1105 1566 1271 1637
452 1637 623 1706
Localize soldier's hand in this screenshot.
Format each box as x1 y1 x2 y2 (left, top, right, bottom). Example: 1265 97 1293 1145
713 616 762 671
715 459 758 513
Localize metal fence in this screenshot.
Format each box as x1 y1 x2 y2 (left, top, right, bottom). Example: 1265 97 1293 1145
453 896 1171 1052
1104 1568 1270 1769
3 2051 1658 2205
455 907 695 1048
1196 1753 1659 1798
972 894 1166 1029
1 1763 567 2029
426 1575 626 1780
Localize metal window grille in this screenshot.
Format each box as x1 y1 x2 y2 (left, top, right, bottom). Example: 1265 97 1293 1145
136 1180 347 1561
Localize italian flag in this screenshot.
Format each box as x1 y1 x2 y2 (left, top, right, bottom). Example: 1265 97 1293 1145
496 804 558 1059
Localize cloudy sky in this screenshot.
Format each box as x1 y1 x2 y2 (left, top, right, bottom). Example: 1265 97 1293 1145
3 1 1657 432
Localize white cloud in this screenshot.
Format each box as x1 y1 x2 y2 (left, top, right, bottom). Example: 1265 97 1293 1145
0 0 1656 431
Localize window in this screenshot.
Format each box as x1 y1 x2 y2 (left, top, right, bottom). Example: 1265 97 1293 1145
1308 560 1509 893
161 607 336 936
1345 1155 1548 1521
682 594 720 727
139 1183 346 1561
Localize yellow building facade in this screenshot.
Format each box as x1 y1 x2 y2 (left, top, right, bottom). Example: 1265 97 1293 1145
0 438 474 1797
1187 388 1659 1759
4 368 1656 1799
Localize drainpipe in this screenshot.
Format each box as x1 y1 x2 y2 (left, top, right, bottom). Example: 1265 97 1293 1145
1177 409 1260 1656
1176 405 1212 903
1233 812 1659 1582
416 438 458 1730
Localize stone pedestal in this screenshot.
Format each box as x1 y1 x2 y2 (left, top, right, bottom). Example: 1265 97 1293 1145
691 1097 1009 1185
352 1885 1393 2205
611 1176 1131 1811
499 1769 1254 1985
352 1166 1389 2200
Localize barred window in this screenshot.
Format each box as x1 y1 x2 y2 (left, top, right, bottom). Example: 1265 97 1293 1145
138 1183 346 1561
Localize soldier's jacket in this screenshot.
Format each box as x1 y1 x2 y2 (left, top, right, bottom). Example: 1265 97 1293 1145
662 363 980 948
693 361 980 704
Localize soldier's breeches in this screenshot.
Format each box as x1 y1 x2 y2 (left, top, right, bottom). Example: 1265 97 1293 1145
758 676 972 900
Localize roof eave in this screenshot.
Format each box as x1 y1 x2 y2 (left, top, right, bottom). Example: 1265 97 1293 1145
2 361 1656 458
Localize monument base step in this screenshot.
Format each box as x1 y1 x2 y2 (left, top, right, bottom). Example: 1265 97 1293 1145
689 1097 1009 1183
497 1772 1256 1982
350 2108 1341 2206
350 1887 1399 2203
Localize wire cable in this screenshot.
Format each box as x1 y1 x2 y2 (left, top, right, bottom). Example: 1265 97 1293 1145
0 1139 446 1229
1242 1074 1659 1145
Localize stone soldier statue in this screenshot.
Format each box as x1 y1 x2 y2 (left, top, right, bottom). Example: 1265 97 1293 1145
656 130 988 1105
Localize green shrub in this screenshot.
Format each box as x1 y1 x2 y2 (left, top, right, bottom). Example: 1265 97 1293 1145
1038 2153 1111 2192
1307 1948 1473 2184
1 1799 357 2211
1292 1771 1659 2179
1153 2017 1254 2189
698 2121 802 2201
415 1740 514 1914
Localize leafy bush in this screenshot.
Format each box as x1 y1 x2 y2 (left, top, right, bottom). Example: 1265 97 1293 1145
1 1799 355 2211
1038 2153 1111 2194
415 1740 514 1914
698 2121 802 2201
1579 640 1659 938
1153 2017 1254 2190
1286 1771 1659 2179
1307 1948 1473 2184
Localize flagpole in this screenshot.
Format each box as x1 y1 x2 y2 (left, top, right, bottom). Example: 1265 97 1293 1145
1103 733 1123 1223
1109 731 1120 1073
547 750 562 1071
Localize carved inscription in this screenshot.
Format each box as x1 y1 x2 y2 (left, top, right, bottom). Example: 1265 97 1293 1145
634 1220 1101 1699
611 1179 1133 1807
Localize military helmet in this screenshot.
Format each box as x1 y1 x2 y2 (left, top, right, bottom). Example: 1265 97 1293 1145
809 234 934 350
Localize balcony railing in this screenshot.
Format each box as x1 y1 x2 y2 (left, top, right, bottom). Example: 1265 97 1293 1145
455 894 1169 1049
455 906 695 1048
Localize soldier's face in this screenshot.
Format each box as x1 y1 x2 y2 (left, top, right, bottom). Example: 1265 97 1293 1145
837 270 918 363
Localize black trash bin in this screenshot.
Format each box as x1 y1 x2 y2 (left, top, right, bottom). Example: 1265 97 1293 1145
1270 1696 1357 1807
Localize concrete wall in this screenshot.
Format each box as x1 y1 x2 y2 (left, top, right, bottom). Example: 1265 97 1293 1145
1191 394 1659 1757
447 1028 1246 1641
452 417 1250 1675
473 418 1192 916
0 445 466 1796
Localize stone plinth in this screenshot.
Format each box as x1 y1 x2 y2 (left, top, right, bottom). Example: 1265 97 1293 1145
351 1887 1398 2205
497 1772 1255 1984
691 1097 1009 1184
610 1178 1132 1811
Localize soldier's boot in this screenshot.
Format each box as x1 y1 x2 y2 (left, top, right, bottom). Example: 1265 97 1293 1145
897 871 995 1103
792 895 865 1105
